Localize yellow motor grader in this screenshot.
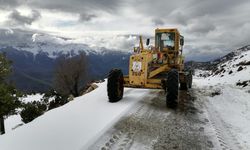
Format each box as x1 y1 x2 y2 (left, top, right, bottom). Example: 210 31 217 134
107 28 192 108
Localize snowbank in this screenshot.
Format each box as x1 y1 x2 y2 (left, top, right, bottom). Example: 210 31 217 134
0 80 150 150
206 86 250 149
194 75 250 149
4 115 23 133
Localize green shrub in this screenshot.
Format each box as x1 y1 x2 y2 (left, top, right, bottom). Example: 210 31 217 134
42 90 69 110
20 101 47 123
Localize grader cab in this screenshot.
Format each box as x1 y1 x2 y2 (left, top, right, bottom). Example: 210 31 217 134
107 28 192 108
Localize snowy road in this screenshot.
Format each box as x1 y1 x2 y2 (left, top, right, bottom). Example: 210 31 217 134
88 86 238 150
1 81 250 150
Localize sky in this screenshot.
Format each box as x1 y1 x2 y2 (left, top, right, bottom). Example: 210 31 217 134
0 0 250 61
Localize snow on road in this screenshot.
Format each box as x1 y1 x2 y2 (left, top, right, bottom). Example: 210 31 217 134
207 86 250 147
194 76 250 149
86 76 250 150
1 70 250 150
89 89 213 150
193 47 250 149
2 78 250 150
2 77 250 150
0 81 150 150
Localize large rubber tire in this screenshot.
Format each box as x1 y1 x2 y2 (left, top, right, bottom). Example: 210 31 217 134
166 69 179 108
107 69 124 103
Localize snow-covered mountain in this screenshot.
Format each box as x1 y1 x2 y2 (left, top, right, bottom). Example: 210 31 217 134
1 28 249 91
194 45 250 87
0 47 130 92
186 45 250 70
0 28 135 57
0 29 131 92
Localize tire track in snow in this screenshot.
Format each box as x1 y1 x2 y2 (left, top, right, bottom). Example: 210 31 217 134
89 89 215 150
195 86 243 150
152 89 214 150
100 131 134 150
204 100 242 150
99 103 147 150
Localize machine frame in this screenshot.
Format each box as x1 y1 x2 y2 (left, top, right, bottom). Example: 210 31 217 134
107 28 192 107
123 28 187 89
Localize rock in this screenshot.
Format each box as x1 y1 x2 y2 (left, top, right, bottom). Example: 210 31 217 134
237 66 243 72
68 95 74 101
82 83 98 95
236 80 250 87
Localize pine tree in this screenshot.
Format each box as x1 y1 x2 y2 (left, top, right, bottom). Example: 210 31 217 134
0 53 21 134
0 53 11 80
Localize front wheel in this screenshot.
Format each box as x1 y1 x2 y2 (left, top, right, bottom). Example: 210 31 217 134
166 69 179 108
107 69 124 103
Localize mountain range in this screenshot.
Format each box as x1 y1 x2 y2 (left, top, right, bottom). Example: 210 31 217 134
1 28 249 93
0 29 130 92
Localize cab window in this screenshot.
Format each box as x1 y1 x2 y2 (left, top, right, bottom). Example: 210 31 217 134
156 32 175 50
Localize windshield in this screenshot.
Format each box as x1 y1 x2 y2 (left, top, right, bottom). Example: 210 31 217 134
156 32 175 50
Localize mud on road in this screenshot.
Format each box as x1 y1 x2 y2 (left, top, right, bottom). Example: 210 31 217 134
88 88 232 150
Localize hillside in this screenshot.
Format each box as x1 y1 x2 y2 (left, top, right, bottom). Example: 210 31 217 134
185 45 250 71
192 46 250 149
0 46 130 93
0 28 132 92
195 45 250 87
0 81 150 150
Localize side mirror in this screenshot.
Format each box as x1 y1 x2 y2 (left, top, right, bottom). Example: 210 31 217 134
146 38 150 46
180 38 184 46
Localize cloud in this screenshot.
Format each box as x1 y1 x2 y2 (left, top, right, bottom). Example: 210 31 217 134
189 23 215 34
0 28 34 45
26 0 122 17
7 9 41 26
0 0 20 10
186 0 247 18
168 11 189 25
152 18 165 26
186 16 216 35
79 13 97 22
0 0 250 61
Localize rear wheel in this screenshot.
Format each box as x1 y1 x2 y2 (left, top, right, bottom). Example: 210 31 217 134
107 69 124 103
166 69 179 108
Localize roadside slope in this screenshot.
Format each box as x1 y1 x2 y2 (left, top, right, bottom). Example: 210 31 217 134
0 81 150 150
194 48 250 149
